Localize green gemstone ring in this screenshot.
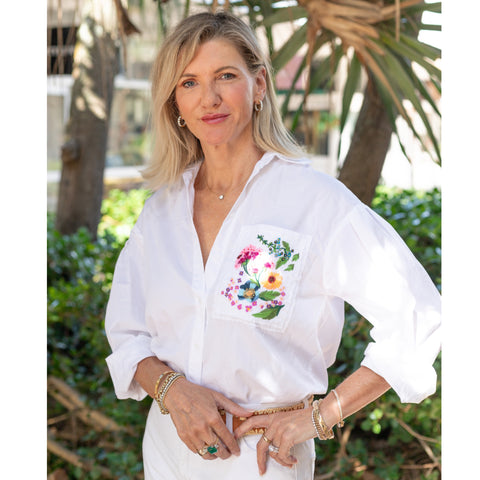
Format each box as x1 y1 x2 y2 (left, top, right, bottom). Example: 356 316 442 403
207 444 218 454
199 442 219 456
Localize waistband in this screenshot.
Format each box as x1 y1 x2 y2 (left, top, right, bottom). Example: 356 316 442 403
219 395 313 436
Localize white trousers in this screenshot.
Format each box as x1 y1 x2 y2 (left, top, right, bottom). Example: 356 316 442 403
143 401 316 480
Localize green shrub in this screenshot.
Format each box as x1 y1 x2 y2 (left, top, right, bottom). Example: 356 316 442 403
48 186 441 479
317 187 441 478
47 191 150 479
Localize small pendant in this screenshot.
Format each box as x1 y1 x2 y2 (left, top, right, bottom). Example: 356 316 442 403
218 194 224 200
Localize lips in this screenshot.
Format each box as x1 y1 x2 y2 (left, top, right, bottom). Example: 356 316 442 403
201 113 229 124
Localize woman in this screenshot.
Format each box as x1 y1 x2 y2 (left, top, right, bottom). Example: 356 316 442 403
105 10 441 479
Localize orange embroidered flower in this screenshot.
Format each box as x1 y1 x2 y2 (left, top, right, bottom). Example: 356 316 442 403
261 271 283 290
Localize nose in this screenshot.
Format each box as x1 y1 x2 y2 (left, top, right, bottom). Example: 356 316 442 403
201 81 221 108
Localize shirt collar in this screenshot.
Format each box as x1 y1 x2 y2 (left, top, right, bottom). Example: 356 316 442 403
181 151 310 189
181 160 202 189
252 151 310 172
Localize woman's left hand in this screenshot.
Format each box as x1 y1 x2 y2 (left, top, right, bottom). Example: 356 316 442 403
234 407 316 475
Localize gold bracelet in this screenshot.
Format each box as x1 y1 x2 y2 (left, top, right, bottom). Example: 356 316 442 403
154 371 175 400
155 371 179 414
331 389 345 428
312 400 334 440
155 372 185 414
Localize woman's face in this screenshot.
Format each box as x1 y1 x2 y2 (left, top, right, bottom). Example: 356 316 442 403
174 39 266 151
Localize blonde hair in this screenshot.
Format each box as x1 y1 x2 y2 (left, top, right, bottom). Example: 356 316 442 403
143 10 303 190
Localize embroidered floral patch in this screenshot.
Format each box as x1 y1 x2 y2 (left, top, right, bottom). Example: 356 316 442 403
220 235 300 320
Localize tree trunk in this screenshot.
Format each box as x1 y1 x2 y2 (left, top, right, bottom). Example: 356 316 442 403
337 77 393 205
56 1 119 239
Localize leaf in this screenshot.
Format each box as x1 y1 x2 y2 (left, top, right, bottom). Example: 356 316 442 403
279 31 331 117
373 72 413 163
340 52 362 132
376 47 441 162
261 6 307 27
280 56 307 116
282 240 291 251
380 30 441 81
252 305 285 320
401 34 441 62
258 291 281 301
271 23 308 71
284 264 294 271
275 257 288 269
292 253 299 262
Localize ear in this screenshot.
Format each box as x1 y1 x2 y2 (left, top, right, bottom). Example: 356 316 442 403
254 66 267 101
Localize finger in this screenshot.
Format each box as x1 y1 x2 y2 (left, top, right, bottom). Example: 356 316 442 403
269 451 292 468
213 391 253 419
272 451 297 467
276 435 297 466
198 452 217 461
196 441 221 460
256 434 271 476
210 417 241 456
205 435 230 461
273 442 297 468
234 414 270 439
212 442 231 460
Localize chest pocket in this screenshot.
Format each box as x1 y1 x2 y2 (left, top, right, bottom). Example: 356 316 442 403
212 224 312 333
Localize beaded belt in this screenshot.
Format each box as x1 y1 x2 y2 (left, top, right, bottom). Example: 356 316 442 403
219 395 313 436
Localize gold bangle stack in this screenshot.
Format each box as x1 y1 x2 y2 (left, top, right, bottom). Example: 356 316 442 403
311 400 334 440
331 389 345 428
154 371 185 414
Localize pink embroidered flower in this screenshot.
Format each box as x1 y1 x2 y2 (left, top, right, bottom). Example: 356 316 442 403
235 245 262 268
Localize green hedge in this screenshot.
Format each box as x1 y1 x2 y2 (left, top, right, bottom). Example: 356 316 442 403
319 187 441 479
47 187 441 479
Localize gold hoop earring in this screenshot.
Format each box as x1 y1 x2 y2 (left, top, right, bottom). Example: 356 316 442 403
177 115 186 128
254 100 263 112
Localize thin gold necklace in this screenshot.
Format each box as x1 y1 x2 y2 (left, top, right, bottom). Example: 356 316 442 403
204 178 227 200
201 163 254 200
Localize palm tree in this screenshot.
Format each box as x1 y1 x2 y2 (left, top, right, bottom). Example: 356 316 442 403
235 0 441 204
55 0 440 236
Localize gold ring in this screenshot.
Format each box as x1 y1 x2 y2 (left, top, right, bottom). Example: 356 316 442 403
198 436 219 456
262 434 272 444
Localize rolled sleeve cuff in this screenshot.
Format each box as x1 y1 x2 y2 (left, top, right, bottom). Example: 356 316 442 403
105 334 154 401
361 340 439 404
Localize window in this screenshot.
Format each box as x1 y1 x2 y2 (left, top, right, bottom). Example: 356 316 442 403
47 26 77 75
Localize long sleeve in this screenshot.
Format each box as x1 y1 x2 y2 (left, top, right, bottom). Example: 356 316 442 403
105 225 153 400
322 204 441 403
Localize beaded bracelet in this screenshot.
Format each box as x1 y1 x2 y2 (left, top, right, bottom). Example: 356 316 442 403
311 400 334 440
331 389 345 428
155 372 186 414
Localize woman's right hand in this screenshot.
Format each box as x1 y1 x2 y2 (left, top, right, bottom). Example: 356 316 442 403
164 377 252 460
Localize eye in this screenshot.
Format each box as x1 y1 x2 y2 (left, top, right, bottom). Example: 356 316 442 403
181 79 196 88
220 72 236 80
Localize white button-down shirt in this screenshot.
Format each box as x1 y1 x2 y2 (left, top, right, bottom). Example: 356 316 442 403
105 152 441 408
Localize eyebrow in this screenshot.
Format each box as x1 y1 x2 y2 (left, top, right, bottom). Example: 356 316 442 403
179 66 241 78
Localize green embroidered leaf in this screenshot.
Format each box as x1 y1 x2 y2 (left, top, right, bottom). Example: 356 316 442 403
252 305 285 320
282 240 291 251
292 253 299 262
257 234 267 246
284 264 294 271
276 257 288 269
258 291 281 301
